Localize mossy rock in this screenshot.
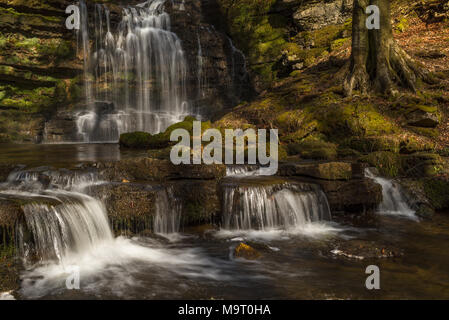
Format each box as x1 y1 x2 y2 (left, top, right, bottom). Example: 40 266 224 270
361 151 403 178
399 136 435 154
422 178 449 210
349 136 400 154
337 147 361 159
119 117 202 150
288 137 337 160
119 132 152 149
318 103 399 138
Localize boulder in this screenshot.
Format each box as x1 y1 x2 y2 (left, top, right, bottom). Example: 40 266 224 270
316 179 383 213
98 157 226 182
293 0 353 31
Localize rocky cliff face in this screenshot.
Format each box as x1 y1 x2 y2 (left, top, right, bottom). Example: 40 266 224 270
0 0 82 142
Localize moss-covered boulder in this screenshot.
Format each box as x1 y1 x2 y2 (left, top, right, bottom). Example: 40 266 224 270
287 136 338 160
119 117 208 150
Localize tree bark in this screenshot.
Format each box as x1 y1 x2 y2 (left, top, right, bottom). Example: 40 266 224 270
344 0 424 96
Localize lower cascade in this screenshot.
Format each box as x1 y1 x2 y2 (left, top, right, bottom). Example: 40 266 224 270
153 186 181 234
365 168 417 219
0 169 112 264
221 182 332 230
0 168 183 266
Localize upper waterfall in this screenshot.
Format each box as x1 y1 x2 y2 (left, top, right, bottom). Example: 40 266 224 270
76 0 191 142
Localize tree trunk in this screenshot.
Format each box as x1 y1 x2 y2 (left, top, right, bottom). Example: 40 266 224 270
344 0 424 96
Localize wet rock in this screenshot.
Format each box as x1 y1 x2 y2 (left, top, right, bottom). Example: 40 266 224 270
234 243 261 260
279 161 352 180
89 183 158 219
43 111 80 143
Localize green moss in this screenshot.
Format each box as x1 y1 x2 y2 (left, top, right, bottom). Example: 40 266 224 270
330 38 349 51
120 117 206 150
288 136 337 160
0 85 55 113
349 136 400 153
119 132 153 149
318 103 399 139
396 17 409 33
361 151 403 178
400 136 435 154
217 0 287 86
423 179 449 210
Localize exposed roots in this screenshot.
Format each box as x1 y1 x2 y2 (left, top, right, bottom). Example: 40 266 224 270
344 41 426 97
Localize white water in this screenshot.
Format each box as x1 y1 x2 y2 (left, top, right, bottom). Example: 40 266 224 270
365 168 417 220
76 0 191 142
153 186 181 234
222 182 332 231
0 168 224 299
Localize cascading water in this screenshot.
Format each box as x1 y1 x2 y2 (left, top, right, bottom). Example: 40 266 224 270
153 186 181 234
76 0 191 142
222 182 332 230
0 169 112 264
365 168 417 220
0 168 223 299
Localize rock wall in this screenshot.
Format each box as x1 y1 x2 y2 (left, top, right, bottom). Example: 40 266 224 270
0 0 83 142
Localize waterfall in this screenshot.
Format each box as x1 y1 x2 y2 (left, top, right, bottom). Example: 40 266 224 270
365 168 417 219
76 0 190 142
19 196 113 264
0 169 112 264
222 183 331 230
197 31 204 99
153 186 181 234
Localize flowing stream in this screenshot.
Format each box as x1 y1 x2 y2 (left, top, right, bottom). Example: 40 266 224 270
365 168 417 220
0 148 448 299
